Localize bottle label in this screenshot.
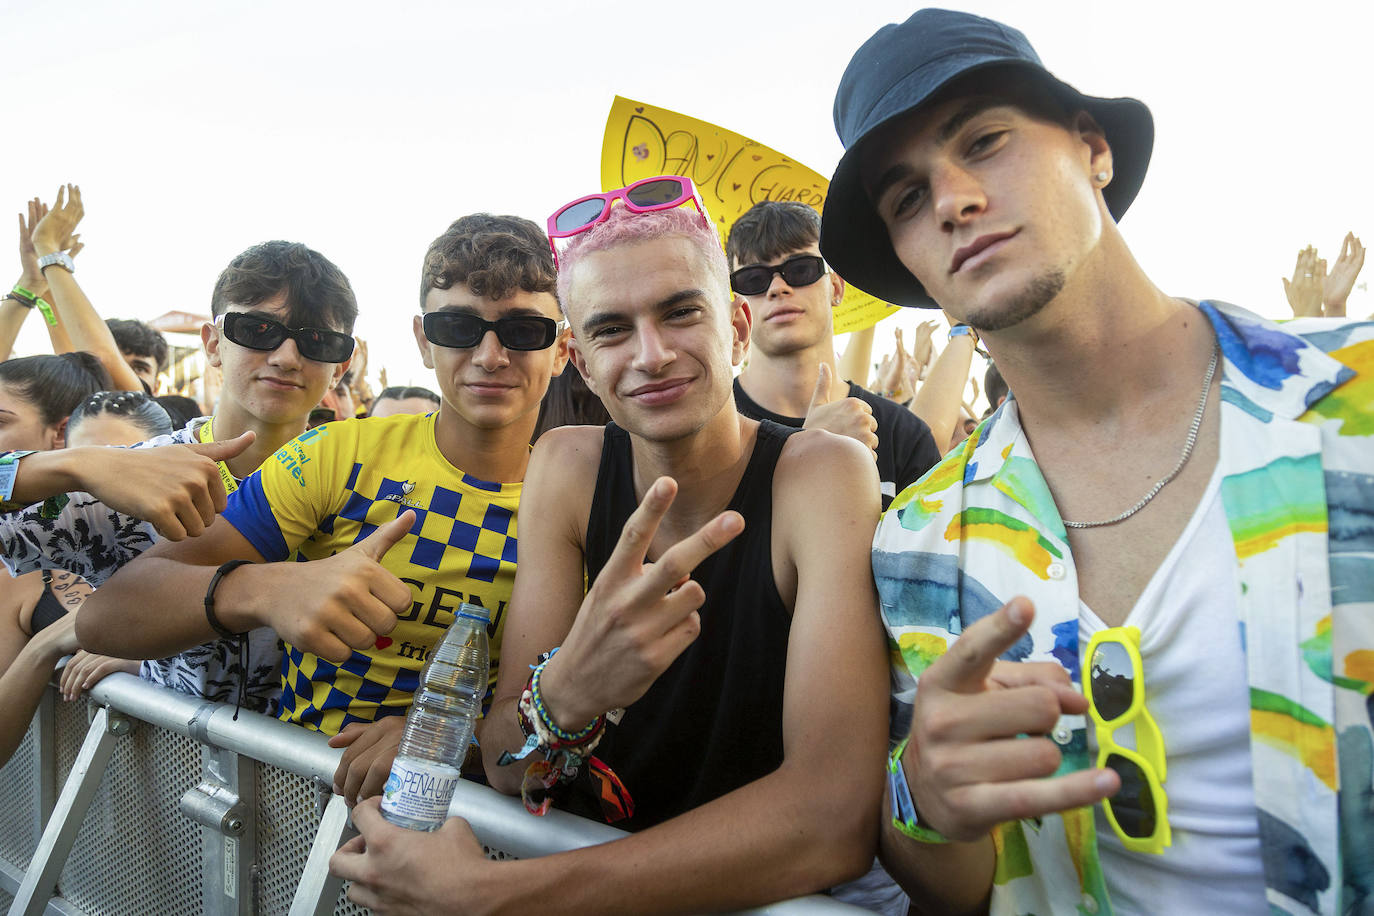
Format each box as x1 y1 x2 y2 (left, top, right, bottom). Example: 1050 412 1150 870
380 757 462 827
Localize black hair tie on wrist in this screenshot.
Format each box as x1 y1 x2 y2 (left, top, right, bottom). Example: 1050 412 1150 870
204 559 253 719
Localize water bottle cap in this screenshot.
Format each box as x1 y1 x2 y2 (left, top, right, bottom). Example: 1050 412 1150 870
456 602 489 624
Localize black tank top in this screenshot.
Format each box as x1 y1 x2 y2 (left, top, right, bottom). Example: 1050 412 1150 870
30 570 68 634
569 420 794 831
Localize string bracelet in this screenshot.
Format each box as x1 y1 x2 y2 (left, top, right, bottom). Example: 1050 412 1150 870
204 559 252 719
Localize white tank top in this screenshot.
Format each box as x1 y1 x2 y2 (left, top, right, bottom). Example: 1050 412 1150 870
1080 468 1268 913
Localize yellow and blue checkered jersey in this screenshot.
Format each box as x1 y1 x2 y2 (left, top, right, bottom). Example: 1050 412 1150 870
221 411 520 736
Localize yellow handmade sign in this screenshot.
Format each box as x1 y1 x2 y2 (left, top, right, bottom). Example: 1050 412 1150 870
601 96 899 335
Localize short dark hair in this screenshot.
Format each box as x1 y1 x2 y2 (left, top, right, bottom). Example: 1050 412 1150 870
107 318 170 373
984 361 1008 412
211 241 358 333
0 352 111 426
154 394 205 429
420 214 556 310
531 369 610 444
726 201 822 268
70 390 173 440
373 385 440 404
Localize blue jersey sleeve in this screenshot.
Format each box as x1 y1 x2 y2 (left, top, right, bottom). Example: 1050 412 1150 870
219 421 355 562
221 473 292 562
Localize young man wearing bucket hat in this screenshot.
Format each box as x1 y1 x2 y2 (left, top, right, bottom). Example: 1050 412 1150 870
822 9 1374 915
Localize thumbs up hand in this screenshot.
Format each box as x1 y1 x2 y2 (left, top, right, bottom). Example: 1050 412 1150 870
70 431 257 540
264 510 418 663
802 363 878 457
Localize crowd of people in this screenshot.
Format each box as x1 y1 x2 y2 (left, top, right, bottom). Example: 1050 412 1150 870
2 8 1372 916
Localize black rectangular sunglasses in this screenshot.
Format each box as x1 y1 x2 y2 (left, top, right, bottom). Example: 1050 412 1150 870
422 312 558 351
729 254 827 296
219 313 355 363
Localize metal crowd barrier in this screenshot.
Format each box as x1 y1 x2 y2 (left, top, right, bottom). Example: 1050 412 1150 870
0 673 865 915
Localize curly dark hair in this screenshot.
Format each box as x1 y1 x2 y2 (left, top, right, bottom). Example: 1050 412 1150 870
106 318 170 373
211 241 358 333
419 214 556 310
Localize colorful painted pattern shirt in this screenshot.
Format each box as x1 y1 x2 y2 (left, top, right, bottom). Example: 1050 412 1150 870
874 302 1374 915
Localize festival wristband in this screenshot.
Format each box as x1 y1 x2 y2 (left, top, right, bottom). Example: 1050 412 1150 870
0 451 37 504
948 323 989 359
888 737 949 844
8 285 56 326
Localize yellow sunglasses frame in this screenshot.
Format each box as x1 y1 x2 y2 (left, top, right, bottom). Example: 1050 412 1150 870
1084 625 1172 854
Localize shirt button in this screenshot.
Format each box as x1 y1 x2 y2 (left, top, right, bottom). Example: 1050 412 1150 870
1082 893 1100 914
1053 724 1072 745
1047 562 1066 580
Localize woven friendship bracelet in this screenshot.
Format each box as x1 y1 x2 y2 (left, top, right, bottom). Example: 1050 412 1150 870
518 687 605 756
529 656 604 744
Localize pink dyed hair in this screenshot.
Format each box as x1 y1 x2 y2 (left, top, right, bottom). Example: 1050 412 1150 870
554 205 731 317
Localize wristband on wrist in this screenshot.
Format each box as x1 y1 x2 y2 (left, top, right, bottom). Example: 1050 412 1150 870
0 450 38 504
888 737 950 843
204 559 252 639
948 323 990 359
498 647 633 822
8 285 57 326
204 558 253 720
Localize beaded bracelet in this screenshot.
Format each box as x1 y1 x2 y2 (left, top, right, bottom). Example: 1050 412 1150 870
529 656 604 744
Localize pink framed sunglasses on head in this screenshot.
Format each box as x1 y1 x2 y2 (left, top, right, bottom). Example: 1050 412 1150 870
546 175 712 266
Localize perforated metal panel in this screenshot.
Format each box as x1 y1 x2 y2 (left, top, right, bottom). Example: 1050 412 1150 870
0 885 15 909
254 762 328 914
53 700 203 915
0 719 40 870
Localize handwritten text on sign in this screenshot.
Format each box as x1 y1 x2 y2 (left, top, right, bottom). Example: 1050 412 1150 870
601 96 899 335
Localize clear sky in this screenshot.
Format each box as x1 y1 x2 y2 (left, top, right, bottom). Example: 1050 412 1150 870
5 0 1370 390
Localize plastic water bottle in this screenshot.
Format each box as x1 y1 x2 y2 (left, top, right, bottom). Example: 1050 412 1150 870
380 602 489 831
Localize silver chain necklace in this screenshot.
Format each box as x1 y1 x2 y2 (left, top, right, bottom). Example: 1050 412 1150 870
1061 344 1219 530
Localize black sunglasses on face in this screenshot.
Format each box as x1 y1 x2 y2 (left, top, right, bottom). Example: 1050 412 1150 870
422 312 558 351
729 254 828 297
218 312 355 363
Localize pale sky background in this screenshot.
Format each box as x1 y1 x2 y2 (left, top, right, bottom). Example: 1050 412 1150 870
4 0 1371 398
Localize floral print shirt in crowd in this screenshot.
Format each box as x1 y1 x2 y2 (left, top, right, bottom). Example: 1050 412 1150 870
0 418 282 714
874 302 1373 915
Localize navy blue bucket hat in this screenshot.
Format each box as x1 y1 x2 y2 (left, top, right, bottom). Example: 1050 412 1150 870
820 8 1154 308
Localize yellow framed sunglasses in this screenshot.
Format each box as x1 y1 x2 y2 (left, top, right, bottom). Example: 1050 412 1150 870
1084 626 1171 854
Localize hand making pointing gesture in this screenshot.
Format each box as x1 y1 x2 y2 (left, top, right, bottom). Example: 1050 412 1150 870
902 596 1119 842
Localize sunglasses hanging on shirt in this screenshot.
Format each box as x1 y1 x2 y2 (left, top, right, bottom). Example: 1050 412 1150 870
1084 625 1171 854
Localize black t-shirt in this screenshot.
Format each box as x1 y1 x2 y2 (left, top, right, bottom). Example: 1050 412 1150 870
733 376 941 510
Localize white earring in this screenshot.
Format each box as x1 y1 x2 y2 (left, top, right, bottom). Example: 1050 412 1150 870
1095 171 1109 183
